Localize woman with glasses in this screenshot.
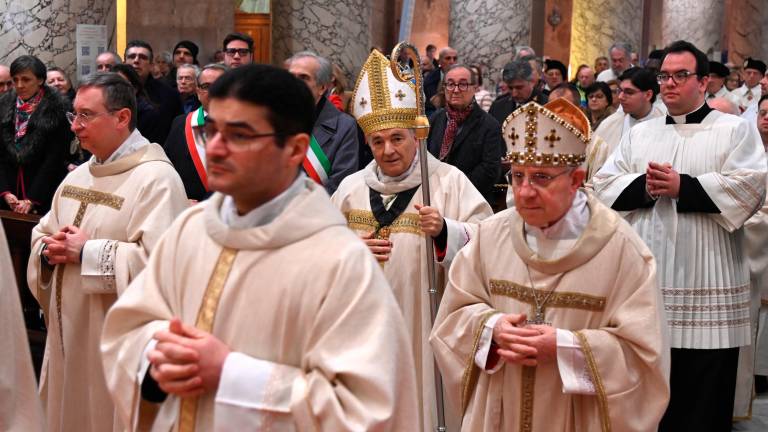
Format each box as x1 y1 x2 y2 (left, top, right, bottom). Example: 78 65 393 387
0 55 72 214
584 81 615 129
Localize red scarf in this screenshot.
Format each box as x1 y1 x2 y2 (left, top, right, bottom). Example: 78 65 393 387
439 103 473 160
15 88 44 142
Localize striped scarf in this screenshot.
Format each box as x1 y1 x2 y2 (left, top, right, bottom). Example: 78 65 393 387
439 103 473 160
15 88 44 143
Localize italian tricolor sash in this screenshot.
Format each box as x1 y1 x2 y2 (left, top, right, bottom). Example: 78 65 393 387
184 106 209 191
302 135 330 186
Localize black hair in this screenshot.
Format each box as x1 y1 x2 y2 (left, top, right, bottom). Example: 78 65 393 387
662 40 709 77
208 64 314 147
550 83 582 106
223 32 254 52
585 81 613 106
10 55 47 81
617 67 660 103
125 40 154 62
78 72 138 131
444 64 477 85
758 94 768 107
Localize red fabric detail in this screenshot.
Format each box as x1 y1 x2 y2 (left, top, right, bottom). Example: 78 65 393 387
434 241 446 261
328 94 344 111
302 157 322 185
184 112 209 191
439 103 472 159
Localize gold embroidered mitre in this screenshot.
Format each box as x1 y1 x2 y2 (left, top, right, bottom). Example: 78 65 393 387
351 49 419 135
502 98 591 167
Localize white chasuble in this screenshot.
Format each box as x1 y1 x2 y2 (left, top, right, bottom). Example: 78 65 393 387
429 194 670 432
331 153 492 431
0 224 44 432
593 110 767 349
27 133 188 432
101 182 420 431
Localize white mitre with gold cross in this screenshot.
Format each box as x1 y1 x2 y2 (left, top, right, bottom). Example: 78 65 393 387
502 99 591 167
351 49 419 135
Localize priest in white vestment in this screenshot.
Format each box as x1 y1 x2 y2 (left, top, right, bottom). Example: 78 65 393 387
330 48 492 431
1 223 44 432
589 67 665 179
430 98 670 432
593 40 767 432
101 64 419 431
26 74 188 432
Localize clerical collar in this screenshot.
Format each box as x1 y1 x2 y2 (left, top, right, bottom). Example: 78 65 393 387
665 102 712 125
94 128 149 165
524 190 589 241
220 173 306 229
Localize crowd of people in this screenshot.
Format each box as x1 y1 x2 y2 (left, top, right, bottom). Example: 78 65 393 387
1 31 768 432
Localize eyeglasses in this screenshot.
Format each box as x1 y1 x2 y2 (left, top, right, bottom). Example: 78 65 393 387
202 122 281 152
125 53 150 62
657 70 697 85
66 111 115 127
225 48 251 57
506 169 572 188
445 82 471 92
588 93 606 100
759 109 768 118
197 82 212 91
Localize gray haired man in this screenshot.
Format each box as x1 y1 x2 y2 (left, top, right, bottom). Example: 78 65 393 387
489 59 549 125
597 42 634 82
287 51 361 194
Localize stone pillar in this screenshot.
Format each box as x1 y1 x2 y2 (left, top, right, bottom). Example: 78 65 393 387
569 0 643 73
662 0 724 57
725 0 766 65
272 0 371 85
450 0 533 91
0 0 115 80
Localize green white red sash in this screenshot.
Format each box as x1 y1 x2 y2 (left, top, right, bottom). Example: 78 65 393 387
302 135 330 186
184 106 209 191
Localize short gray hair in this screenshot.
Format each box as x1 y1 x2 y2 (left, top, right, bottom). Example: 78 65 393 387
609 43 632 59
78 72 137 130
198 63 228 84
514 45 536 60
286 51 333 86
502 60 534 83
98 51 122 64
176 63 200 79
157 51 172 65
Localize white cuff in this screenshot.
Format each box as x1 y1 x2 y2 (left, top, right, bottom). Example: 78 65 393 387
556 329 596 395
438 218 471 268
80 239 118 293
474 313 504 373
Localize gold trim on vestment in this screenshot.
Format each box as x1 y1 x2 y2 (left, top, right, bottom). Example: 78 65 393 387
460 309 499 416
574 331 611 432
344 210 422 237
519 366 536 432
178 247 237 432
489 279 606 311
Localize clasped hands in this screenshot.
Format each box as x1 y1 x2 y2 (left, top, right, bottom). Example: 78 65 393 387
148 318 231 398
645 161 680 199
41 225 89 265
3 193 33 214
492 313 557 367
360 204 443 262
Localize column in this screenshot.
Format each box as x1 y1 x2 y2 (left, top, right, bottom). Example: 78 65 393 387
662 0 724 56
0 0 115 80
569 0 643 73
272 0 371 85
450 0 533 91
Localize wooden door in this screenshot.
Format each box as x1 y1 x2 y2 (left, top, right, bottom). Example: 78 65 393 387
234 12 271 64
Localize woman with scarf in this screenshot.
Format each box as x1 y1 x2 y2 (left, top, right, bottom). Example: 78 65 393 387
0 55 72 214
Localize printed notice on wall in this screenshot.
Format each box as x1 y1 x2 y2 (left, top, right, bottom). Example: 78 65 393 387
76 24 108 82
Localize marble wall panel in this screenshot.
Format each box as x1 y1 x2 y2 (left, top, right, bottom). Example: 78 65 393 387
662 0 723 57
725 0 766 65
0 0 115 82
450 0 533 92
272 0 371 86
569 0 643 74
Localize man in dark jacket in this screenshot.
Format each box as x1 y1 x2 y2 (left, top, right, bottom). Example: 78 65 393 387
424 46 458 117
428 65 504 202
489 59 548 125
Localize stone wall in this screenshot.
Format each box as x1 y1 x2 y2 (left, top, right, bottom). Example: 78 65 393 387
662 0 724 57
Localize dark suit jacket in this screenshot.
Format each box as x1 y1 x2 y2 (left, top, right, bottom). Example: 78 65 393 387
423 68 442 117
427 102 504 201
140 75 182 145
488 90 549 126
311 97 361 195
163 114 209 201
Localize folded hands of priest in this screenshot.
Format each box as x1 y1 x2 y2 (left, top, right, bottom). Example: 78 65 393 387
645 161 681 199
492 313 557 367
41 225 89 265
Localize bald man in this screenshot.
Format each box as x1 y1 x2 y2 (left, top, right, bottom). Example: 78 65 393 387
424 46 458 115
0 65 11 94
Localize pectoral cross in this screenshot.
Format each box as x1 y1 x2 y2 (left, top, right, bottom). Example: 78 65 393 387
53 185 124 356
525 308 552 326
544 129 561 148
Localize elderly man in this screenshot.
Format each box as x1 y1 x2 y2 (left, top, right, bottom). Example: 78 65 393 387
427 65 504 202
163 64 228 201
489 59 548 125
576 64 595 106
96 51 121 72
431 98 670 431
0 64 12 93
733 57 766 112
102 64 419 431
706 61 738 104
543 59 567 95
176 63 200 114
741 69 768 124
331 48 491 432
590 67 665 175
222 32 254 68
286 51 361 195
424 46 458 115
27 73 187 432
597 42 633 82
594 40 767 432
